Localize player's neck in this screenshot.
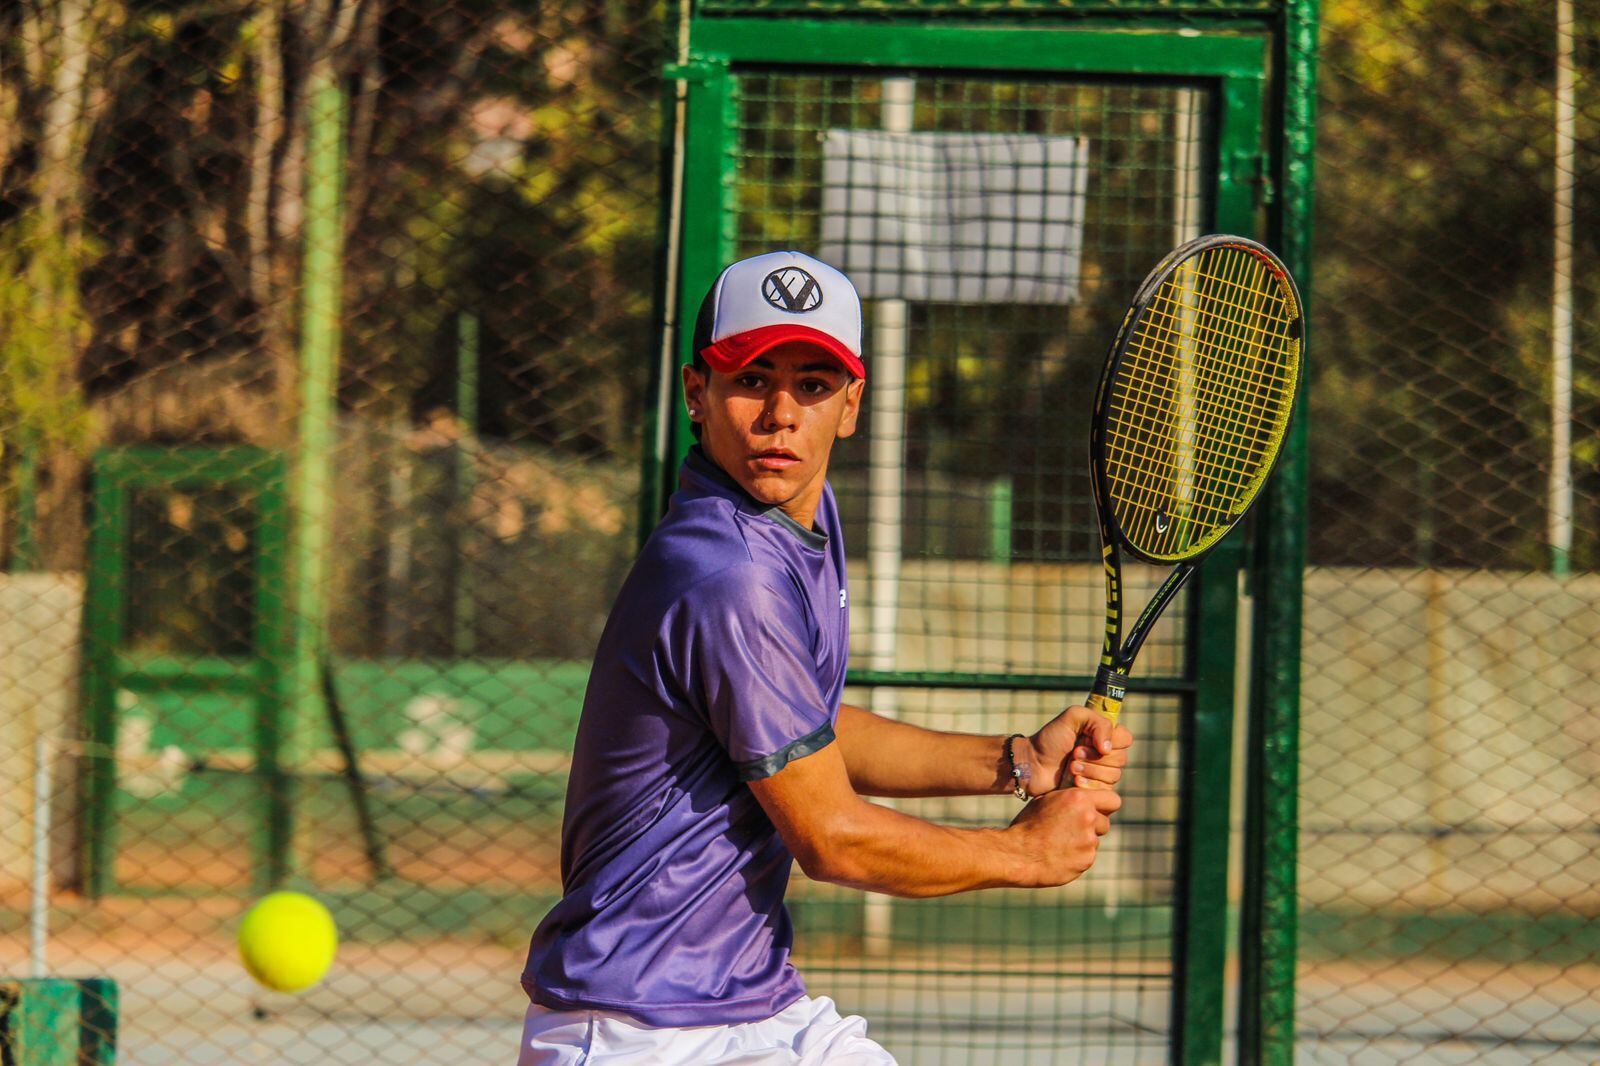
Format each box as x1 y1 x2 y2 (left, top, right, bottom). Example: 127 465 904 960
773 477 825 532
691 444 829 534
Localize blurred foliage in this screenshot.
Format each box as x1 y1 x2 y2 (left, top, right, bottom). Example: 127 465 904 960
1 0 1593 577
1310 0 1599 568
0 220 94 458
735 74 1193 561
1 0 664 572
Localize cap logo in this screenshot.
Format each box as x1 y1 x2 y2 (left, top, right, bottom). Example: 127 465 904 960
762 267 823 313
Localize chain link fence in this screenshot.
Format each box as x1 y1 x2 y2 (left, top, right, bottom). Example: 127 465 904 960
1300 0 1599 1060
3 0 660 1060
0 0 1595 1062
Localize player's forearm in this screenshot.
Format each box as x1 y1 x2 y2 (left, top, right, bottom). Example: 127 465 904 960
835 703 1030 798
795 796 1041 898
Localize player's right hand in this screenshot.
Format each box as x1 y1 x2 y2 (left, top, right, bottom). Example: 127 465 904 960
1008 787 1122 887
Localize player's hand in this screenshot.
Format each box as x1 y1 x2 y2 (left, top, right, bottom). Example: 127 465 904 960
1027 705 1133 793
1008 786 1123 886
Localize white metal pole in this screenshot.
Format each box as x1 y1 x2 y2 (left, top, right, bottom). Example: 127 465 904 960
30 734 53 977
1550 0 1575 575
868 78 914 683
652 0 695 495
1101 89 1207 921
863 77 914 956
1173 90 1203 248
1172 88 1204 535
868 289 909 682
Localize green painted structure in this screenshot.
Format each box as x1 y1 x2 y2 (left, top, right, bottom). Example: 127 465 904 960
83 447 290 897
0 978 118 1066
651 4 1315 1063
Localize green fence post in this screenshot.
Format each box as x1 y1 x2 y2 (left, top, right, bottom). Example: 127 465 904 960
987 477 1012 562
13 437 39 571
1174 62 1266 1066
0 977 118 1065
1240 2 1318 1062
454 311 479 656
639 64 691 541
82 456 130 898
664 54 738 485
281 69 347 888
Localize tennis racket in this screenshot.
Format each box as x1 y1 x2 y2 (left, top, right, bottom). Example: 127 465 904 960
1086 233 1303 724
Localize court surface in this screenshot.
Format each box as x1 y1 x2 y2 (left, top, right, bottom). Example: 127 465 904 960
9 921 1596 1065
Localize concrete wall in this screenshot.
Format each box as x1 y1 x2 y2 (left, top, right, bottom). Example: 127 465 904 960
1 573 84 893
4 563 1596 913
843 560 1600 914
846 558 1184 680
1300 567 1600 913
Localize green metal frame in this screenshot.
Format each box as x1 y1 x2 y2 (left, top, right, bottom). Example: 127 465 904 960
0 977 118 1066
10 437 39 571
1238 1 1317 1062
660 21 1270 1064
82 447 290 897
285 72 348 885
698 0 1277 13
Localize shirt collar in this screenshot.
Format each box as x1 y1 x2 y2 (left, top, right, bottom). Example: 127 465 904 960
682 446 829 551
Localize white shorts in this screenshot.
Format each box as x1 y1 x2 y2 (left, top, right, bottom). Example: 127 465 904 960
516 994 898 1065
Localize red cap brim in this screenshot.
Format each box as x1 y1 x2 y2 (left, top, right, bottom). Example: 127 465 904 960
700 324 866 379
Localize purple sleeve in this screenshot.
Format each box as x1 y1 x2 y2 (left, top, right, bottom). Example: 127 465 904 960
668 565 836 780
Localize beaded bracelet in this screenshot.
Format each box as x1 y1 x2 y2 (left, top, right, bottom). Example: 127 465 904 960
1003 733 1031 802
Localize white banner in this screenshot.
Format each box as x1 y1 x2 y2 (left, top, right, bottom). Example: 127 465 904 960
819 130 1090 305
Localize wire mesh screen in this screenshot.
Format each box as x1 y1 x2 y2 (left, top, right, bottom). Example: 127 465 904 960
2 0 658 1060
1298 0 1600 1061
736 71 1206 676
732 70 1209 1062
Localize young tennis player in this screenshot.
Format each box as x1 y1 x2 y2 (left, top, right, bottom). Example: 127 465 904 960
518 251 1133 1064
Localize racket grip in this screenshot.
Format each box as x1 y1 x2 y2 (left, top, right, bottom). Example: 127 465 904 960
1086 666 1131 725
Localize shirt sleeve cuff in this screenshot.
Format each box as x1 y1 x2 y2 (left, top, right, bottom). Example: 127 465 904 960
735 722 836 781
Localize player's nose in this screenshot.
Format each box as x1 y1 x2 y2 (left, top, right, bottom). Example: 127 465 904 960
760 387 800 432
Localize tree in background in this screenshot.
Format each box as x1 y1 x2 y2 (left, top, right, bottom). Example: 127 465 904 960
1311 0 1598 568
0 0 663 579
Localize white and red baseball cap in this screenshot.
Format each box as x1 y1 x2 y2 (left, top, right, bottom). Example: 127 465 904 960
693 251 865 379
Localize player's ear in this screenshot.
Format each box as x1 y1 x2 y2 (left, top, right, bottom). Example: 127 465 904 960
834 377 865 439
682 363 708 428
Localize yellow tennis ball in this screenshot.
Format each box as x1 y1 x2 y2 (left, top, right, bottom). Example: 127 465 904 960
237 891 339 993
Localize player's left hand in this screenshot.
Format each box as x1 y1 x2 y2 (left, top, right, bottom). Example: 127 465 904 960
1027 706 1133 794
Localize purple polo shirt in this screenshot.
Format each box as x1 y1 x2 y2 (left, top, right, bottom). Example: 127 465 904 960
521 446 850 1027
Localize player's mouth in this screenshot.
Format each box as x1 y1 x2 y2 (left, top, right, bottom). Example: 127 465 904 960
751 447 801 471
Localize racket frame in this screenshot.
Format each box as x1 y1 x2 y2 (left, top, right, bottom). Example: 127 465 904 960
1085 234 1303 723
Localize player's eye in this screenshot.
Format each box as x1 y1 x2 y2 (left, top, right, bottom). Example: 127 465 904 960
734 374 765 390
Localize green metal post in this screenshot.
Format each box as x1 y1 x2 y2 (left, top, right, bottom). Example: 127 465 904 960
987 477 1012 562
0 977 118 1065
1240 3 1317 1062
81 448 288 896
13 438 38 570
454 311 479 656
639 66 689 543
1172 65 1266 1066
281 70 347 887
251 452 292 893
664 56 738 491
82 459 128 897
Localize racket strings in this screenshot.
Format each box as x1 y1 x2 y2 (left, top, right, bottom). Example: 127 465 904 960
1115 277 1290 545
1104 244 1299 559
1115 254 1294 550
1114 296 1273 521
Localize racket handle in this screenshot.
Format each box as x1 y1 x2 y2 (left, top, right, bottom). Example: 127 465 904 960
1086 666 1131 725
